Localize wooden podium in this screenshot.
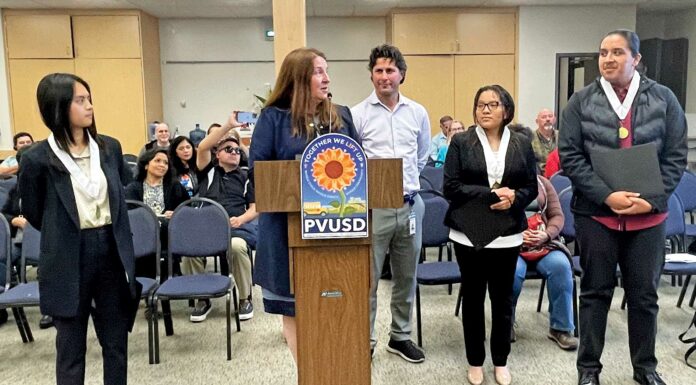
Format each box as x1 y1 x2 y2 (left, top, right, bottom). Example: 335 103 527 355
255 159 403 385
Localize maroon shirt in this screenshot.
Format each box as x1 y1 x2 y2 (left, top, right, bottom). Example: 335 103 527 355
592 85 667 231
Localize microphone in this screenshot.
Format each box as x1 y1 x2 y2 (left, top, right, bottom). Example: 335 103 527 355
328 92 333 132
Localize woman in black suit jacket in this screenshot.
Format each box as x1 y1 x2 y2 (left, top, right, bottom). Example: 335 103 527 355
19 73 138 385
443 85 537 385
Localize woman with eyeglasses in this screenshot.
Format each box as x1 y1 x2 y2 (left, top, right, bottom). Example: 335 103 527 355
19 73 139 385
443 85 537 385
249 47 359 362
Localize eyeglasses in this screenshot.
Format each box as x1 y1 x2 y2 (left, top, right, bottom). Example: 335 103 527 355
219 147 241 155
476 101 501 111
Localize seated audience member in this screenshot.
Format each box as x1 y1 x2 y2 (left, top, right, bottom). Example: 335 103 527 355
544 148 561 178
511 175 577 350
169 136 200 197
435 120 465 167
0 132 33 175
1 145 53 328
507 123 534 142
188 116 257 322
139 122 171 158
126 149 188 278
531 109 557 174
429 115 453 162
210 122 250 167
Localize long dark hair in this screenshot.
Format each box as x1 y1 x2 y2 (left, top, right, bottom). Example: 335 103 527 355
169 136 198 176
136 148 173 184
36 73 101 151
472 84 516 130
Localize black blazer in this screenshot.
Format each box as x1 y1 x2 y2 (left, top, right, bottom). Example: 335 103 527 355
443 128 538 248
124 179 188 213
19 135 137 318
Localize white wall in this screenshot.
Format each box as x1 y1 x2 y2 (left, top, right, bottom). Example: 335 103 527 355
663 7 696 115
517 5 636 128
160 17 384 134
0 9 14 149
635 12 666 40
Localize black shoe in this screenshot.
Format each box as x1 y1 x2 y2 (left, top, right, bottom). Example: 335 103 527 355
0 309 8 326
578 370 600 385
239 300 254 321
39 314 54 329
386 338 425 363
633 372 666 385
190 300 212 322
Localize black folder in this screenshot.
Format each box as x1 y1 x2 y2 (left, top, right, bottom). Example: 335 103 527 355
590 143 664 197
448 192 515 250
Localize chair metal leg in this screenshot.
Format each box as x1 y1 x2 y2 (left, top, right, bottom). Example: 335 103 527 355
152 298 161 364
416 285 423 347
11 307 29 343
162 300 174 336
438 245 443 262
677 275 691 307
455 284 463 317
17 308 33 342
145 299 155 365
536 279 546 313
226 292 232 361
689 277 696 307
233 287 241 332
572 278 579 337
447 243 453 262
621 292 627 310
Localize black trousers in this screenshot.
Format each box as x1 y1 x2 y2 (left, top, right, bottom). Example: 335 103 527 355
54 226 131 385
575 216 665 375
454 243 519 366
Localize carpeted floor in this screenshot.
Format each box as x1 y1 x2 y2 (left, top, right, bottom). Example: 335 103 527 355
2 261 695 385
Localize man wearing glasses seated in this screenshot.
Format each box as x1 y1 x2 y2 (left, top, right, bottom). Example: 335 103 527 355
183 115 258 323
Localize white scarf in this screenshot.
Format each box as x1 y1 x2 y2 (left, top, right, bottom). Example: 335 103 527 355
600 72 640 120
476 125 510 188
47 132 102 199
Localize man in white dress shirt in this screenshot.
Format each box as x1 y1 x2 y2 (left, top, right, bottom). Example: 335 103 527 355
351 44 430 363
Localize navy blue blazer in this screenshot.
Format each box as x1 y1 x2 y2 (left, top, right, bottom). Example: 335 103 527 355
19 135 137 318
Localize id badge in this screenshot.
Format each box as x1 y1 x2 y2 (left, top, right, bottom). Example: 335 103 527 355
408 210 417 236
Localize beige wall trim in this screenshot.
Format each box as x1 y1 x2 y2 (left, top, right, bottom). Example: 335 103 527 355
272 0 306 75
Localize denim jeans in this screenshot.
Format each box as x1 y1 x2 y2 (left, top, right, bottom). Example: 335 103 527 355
512 250 575 332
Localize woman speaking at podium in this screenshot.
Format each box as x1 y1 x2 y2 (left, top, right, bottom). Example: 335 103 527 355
249 47 359 362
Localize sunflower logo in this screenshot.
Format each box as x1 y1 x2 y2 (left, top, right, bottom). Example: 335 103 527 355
312 148 356 217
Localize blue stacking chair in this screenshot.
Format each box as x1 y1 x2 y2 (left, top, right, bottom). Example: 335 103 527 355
414 192 462 347
550 173 571 195
0 219 40 343
152 197 240 363
663 194 696 307
557 187 580 335
420 165 444 192
126 200 161 364
674 171 696 238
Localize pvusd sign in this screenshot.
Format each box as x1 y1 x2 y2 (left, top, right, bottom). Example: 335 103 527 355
300 133 368 239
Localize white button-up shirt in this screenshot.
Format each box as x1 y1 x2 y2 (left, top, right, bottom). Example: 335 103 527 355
351 91 431 195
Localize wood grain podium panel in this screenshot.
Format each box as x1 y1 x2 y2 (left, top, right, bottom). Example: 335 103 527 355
294 245 371 385
254 158 403 213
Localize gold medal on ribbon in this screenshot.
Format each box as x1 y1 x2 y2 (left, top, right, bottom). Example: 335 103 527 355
618 126 629 139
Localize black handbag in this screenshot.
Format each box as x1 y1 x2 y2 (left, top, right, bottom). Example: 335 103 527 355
679 309 696 369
